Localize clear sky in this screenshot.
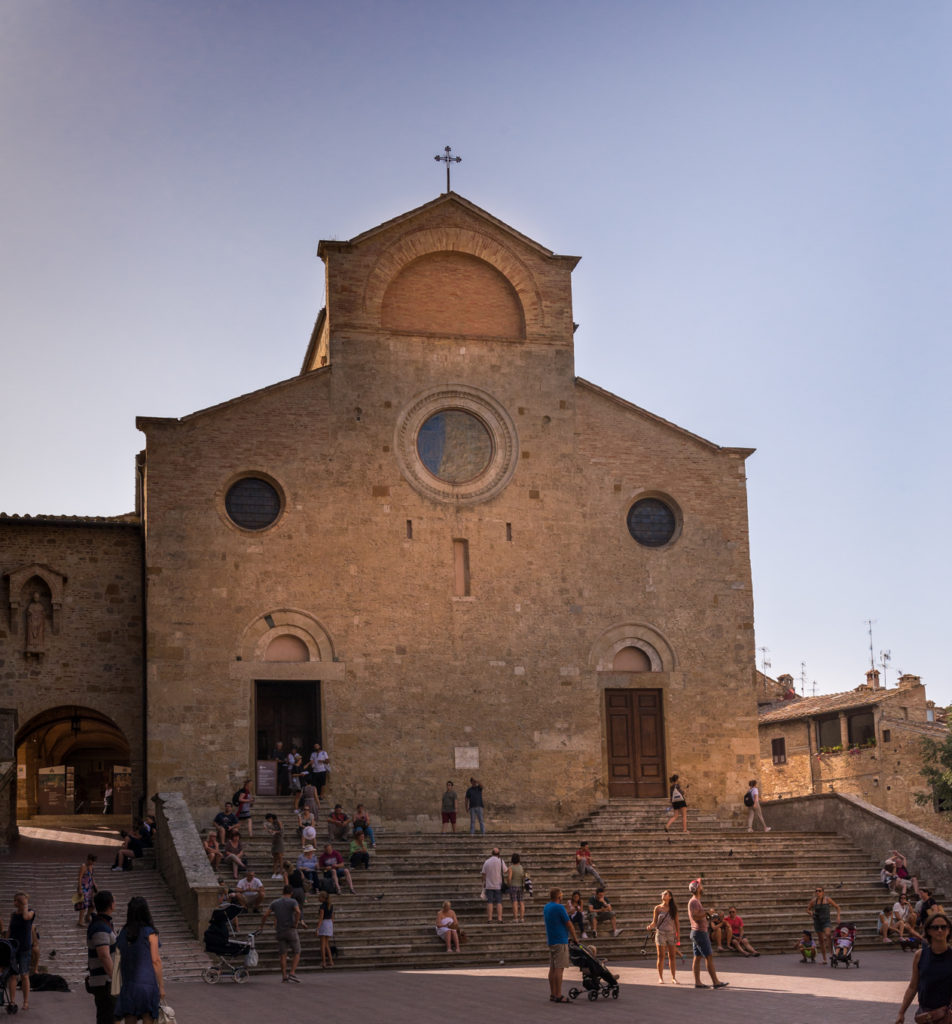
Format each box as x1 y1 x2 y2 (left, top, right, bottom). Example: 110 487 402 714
1 1 948 703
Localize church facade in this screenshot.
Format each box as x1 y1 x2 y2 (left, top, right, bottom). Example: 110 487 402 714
2 193 761 833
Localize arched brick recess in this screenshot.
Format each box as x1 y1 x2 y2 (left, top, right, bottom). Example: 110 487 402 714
238 609 335 663
590 622 677 672
363 227 545 333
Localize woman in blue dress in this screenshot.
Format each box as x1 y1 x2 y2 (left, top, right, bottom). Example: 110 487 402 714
114 896 164 1024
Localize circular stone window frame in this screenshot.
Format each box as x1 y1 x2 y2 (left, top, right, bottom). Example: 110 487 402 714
395 385 519 505
625 492 683 550
217 471 287 534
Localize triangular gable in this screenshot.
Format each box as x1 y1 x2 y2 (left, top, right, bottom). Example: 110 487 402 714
575 377 755 458
320 191 579 269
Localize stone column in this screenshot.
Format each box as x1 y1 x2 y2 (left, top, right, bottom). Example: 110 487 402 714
839 711 849 749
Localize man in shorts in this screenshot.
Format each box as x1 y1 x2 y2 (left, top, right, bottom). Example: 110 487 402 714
6 891 34 1011
588 887 623 938
687 878 728 989
441 781 458 834
86 890 117 1024
544 887 578 1003
262 884 302 982
481 847 507 923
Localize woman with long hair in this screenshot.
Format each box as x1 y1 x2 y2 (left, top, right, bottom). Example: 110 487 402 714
664 775 688 834
316 890 335 967
896 911 952 1024
76 852 97 926
113 896 164 1024
648 889 680 983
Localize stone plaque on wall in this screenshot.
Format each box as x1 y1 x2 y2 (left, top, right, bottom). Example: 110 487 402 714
454 746 479 770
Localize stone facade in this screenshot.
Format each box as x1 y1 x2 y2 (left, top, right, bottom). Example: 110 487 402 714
0 517 144 819
758 670 944 819
2 193 763 830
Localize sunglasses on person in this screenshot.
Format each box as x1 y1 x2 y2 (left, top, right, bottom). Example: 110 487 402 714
929 924 950 932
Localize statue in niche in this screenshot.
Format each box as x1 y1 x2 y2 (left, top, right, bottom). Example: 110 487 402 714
26 592 46 652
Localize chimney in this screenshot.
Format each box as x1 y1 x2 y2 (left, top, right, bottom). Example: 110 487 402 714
866 668 881 689
899 673 921 690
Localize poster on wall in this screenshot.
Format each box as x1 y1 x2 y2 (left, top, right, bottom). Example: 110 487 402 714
37 765 67 814
113 766 132 816
256 760 277 796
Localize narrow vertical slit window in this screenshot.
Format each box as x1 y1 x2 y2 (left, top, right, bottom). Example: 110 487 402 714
506 522 512 542
406 519 413 539
453 539 471 597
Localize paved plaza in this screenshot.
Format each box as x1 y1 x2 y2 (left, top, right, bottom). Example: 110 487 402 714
15 949 912 1024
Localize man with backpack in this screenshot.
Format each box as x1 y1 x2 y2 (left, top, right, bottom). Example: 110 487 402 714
744 780 771 832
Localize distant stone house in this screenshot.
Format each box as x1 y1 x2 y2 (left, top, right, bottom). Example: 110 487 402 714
757 669 945 818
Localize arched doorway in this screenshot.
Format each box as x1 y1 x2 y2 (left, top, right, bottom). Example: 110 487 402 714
16 707 131 819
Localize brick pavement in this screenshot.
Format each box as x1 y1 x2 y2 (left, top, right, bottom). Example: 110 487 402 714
12 950 913 1024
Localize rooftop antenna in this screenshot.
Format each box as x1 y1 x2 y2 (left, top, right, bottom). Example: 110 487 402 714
865 618 876 670
800 661 808 696
434 145 462 193
758 646 771 694
880 650 892 687
811 678 818 697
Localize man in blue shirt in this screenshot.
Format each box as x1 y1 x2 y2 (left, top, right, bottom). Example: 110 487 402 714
544 887 578 1002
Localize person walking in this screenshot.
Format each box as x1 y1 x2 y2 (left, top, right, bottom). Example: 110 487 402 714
315 890 335 968
262 884 302 983
507 853 527 923
86 890 117 1024
113 896 165 1024
808 885 841 964
6 892 34 1012
744 779 772 832
77 851 97 926
544 888 578 1003
466 777 485 835
687 878 728 989
664 775 689 833
648 888 680 983
896 911 952 1024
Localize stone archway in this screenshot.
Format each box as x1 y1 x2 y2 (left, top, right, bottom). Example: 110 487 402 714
16 706 132 818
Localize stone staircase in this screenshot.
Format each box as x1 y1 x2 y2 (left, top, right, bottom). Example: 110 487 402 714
7 797 924 983
0 832 209 987
206 794 917 974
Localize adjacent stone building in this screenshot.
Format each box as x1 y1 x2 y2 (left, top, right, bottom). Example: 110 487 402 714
2 192 762 832
758 669 944 818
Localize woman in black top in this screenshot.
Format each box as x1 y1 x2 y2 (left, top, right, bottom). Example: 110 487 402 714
664 775 688 834
896 911 952 1023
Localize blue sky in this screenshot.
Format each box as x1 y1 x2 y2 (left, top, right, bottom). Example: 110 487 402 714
1 1 948 703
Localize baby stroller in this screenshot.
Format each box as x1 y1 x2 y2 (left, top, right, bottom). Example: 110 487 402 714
567 942 620 1001
830 923 859 968
0 939 19 1013
202 901 259 983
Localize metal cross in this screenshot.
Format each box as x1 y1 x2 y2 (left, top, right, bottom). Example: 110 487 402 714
434 145 461 193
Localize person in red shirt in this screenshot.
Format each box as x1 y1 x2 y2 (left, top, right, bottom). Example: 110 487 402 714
319 844 356 894
724 906 759 956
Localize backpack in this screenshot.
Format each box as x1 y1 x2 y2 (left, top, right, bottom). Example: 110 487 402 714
743 789 755 807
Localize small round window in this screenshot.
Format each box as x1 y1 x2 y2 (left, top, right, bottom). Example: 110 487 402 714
225 477 282 531
627 498 677 547
416 410 492 484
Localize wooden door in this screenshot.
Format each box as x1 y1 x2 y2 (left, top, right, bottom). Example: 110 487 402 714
255 681 320 760
605 688 666 798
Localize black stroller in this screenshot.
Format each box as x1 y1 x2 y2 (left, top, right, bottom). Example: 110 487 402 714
202 901 259 983
567 941 620 1001
830 923 859 969
0 939 18 1014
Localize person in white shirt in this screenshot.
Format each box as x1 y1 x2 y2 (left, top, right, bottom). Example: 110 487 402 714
235 869 264 912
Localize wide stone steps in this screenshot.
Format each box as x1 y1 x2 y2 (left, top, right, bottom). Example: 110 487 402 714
0 854 210 986
199 798 911 973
